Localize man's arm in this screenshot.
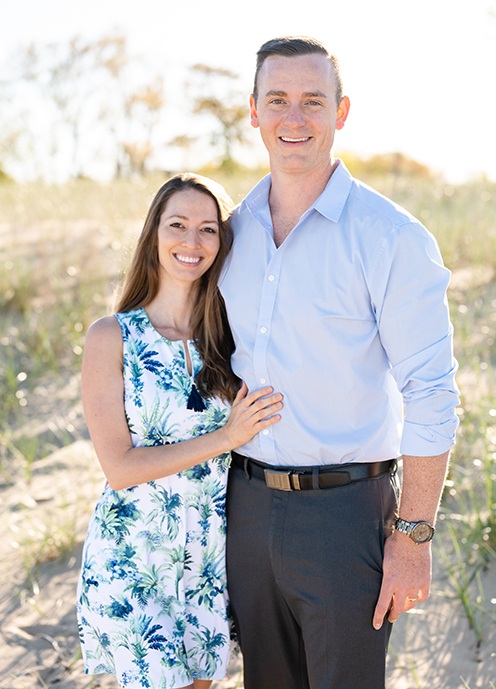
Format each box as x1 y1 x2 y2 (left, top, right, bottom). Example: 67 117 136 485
372 451 450 629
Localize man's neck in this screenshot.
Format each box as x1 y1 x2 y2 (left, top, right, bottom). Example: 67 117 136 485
269 158 339 247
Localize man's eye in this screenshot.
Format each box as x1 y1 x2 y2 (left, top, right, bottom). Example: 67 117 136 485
269 99 285 105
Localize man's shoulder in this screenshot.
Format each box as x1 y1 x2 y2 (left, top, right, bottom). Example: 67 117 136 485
231 201 243 220
319 162 421 234
342 173 440 259
231 174 271 227
347 175 418 229
230 202 246 236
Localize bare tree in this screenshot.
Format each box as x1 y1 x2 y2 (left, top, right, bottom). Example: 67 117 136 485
13 33 166 180
116 78 166 177
167 134 198 171
188 64 249 168
18 35 129 178
0 80 22 180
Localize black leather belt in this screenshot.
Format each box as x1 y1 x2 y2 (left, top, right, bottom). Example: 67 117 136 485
231 451 397 491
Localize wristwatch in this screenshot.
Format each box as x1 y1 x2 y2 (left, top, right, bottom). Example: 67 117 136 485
394 517 435 544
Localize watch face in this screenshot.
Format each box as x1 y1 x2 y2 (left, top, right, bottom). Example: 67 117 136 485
411 522 433 543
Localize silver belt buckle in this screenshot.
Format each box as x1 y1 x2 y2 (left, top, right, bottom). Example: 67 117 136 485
264 469 302 491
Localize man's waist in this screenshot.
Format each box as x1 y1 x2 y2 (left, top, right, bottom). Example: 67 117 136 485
231 451 398 491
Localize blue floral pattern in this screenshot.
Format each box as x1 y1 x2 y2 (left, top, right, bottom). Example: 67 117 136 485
77 308 232 688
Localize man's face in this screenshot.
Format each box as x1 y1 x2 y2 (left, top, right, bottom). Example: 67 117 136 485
250 53 349 176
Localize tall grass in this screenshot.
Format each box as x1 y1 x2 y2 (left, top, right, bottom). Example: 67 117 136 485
0 164 495 644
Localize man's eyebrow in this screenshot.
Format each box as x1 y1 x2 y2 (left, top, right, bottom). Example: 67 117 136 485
264 89 328 99
264 90 287 98
302 91 328 99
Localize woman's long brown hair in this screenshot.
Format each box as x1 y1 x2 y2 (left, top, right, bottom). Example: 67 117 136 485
115 172 239 403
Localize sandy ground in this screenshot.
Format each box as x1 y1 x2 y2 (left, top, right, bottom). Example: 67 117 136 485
1 212 495 688
1 431 495 689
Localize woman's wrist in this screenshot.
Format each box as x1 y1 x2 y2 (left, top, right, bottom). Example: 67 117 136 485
212 425 234 455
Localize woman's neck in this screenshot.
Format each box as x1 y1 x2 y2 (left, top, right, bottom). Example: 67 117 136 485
145 282 198 341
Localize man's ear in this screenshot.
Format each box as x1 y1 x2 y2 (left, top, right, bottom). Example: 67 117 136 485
249 94 259 129
336 96 350 130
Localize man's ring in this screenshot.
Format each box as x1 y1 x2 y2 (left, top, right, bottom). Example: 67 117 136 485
407 595 419 602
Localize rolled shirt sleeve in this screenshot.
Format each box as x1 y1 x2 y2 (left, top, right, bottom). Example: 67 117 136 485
371 221 459 456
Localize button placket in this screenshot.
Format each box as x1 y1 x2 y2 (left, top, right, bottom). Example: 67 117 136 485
252 259 280 456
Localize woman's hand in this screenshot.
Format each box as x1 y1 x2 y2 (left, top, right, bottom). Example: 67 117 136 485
222 383 283 449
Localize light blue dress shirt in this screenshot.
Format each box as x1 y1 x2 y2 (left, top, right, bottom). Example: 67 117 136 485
219 161 459 467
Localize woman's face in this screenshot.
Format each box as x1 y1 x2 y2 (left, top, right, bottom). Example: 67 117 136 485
156 188 221 287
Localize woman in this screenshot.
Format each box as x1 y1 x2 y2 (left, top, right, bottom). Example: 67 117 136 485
76 173 283 689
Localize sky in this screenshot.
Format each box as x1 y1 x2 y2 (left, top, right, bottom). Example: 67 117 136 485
2 0 496 182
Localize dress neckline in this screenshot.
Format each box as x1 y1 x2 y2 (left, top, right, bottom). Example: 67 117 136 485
140 307 194 346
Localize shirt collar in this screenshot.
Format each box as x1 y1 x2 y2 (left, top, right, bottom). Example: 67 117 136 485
314 160 354 223
240 160 354 224
240 173 271 217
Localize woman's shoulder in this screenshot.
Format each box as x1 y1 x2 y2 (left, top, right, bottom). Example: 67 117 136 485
87 314 121 335
82 315 124 372
84 314 123 351
87 308 146 335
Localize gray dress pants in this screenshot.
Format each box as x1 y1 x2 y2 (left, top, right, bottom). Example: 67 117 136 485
226 460 399 689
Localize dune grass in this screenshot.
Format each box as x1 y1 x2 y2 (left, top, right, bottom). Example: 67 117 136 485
0 164 495 668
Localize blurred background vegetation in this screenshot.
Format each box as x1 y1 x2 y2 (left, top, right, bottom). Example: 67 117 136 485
0 31 495 686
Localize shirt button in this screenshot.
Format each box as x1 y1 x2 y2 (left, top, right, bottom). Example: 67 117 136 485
262 429 269 436
260 326 267 334
260 378 267 384
268 274 275 282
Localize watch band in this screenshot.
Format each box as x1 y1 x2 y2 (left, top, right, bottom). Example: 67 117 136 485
394 517 435 543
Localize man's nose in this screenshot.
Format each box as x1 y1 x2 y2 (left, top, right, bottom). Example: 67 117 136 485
284 105 306 126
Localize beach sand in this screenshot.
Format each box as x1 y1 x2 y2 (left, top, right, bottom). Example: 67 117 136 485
1 437 494 689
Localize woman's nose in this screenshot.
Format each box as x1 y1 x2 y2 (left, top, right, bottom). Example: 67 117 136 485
181 228 201 247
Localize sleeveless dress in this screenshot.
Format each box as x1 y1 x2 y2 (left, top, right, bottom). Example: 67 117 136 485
77 308 232 689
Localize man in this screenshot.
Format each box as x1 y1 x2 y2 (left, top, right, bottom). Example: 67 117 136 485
219 36 459 689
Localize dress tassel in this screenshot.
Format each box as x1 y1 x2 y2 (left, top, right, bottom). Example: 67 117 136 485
187 383 206 412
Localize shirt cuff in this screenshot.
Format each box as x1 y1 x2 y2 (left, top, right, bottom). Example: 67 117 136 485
400 417 459 457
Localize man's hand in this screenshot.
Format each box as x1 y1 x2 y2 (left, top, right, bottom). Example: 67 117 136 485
372 451 450 629
373 530 432 629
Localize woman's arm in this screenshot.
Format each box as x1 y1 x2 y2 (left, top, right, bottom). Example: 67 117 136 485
82 316 283 490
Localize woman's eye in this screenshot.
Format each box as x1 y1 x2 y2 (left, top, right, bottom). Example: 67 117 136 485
201 227 217 234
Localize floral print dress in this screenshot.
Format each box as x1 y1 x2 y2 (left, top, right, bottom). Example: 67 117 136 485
77 308 232 689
